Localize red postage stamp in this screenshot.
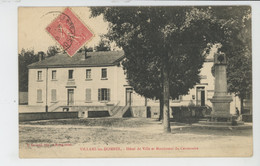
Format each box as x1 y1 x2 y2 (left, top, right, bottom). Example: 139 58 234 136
46 8 94 57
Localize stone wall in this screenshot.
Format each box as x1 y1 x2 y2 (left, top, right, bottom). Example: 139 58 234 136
131 106 147 118
19 112 78 121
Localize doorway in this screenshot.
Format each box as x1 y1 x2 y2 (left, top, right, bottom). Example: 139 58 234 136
125 88 133 106
196 87 205 106
67 89 74 106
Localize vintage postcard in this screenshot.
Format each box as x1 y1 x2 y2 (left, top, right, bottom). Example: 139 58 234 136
18 6 253 158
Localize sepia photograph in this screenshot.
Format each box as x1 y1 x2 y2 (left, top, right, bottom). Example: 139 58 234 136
18 6 253 158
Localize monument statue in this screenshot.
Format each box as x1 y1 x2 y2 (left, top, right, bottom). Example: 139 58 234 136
210 53 233 122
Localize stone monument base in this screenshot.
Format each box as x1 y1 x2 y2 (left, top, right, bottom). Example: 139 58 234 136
210 95 233 122
192 115 250 130
192 121 251 130
200 119 244 126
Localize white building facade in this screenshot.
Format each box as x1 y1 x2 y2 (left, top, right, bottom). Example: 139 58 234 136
27 50 239 115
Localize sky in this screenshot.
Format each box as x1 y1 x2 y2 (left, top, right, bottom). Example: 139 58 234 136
18 7 109 54
18 6 219 60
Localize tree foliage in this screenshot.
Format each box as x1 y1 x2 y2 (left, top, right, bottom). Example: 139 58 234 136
90 7 226 131
47 45 60 57
77 46 94 53
19 49 40 91
95 37 111 51
210 6 252 112
91 7 224 99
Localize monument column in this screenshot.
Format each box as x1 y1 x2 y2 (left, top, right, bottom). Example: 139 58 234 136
210 53 233 121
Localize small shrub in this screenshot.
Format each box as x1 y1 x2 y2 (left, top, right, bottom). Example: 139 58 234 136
171 106 212 123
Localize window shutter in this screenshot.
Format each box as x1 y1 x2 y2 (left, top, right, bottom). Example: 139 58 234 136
51 89 56 102
107 89 110 101
98 89 101 101
37 89 42 102
85 89 91 101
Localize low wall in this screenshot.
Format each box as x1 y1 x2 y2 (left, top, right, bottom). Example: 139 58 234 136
149 106 175 119
147 106 212 121
242 114 252 122
59 106 109 112
88 111 110 118
19 112 78 122
131 106 147 118
19 92 28 104
19 105 45 113
171 106 212 123
150 106 160 119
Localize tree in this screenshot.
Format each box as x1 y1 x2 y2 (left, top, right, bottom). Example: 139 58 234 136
210 6 252 113
19 49 40 92
91 7 225 132
95 37 111 51
77 46 94 53
47 45 60 57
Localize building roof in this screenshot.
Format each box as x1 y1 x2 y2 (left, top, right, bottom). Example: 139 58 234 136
28 50 125 69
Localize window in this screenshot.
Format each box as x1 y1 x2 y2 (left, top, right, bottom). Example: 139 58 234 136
37 89 42 102
86 69 91 79
51 89 57 102
52 70 57 80
101 68 107 79
85 89 91 102
68 70 73 79
98 88 110 101
37 71 42 81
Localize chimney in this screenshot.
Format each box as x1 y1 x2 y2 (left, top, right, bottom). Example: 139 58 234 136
84 47 87 59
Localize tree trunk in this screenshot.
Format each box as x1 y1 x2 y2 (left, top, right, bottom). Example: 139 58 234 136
159 97 164 121
163 67 171 133
159 62 164 122
240 97 244 114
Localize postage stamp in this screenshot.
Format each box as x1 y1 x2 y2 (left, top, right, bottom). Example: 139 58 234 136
46 8 94 57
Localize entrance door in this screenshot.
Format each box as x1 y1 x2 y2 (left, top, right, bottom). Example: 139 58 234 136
196 87 205 106
67 89 74 106
125 88 133 106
